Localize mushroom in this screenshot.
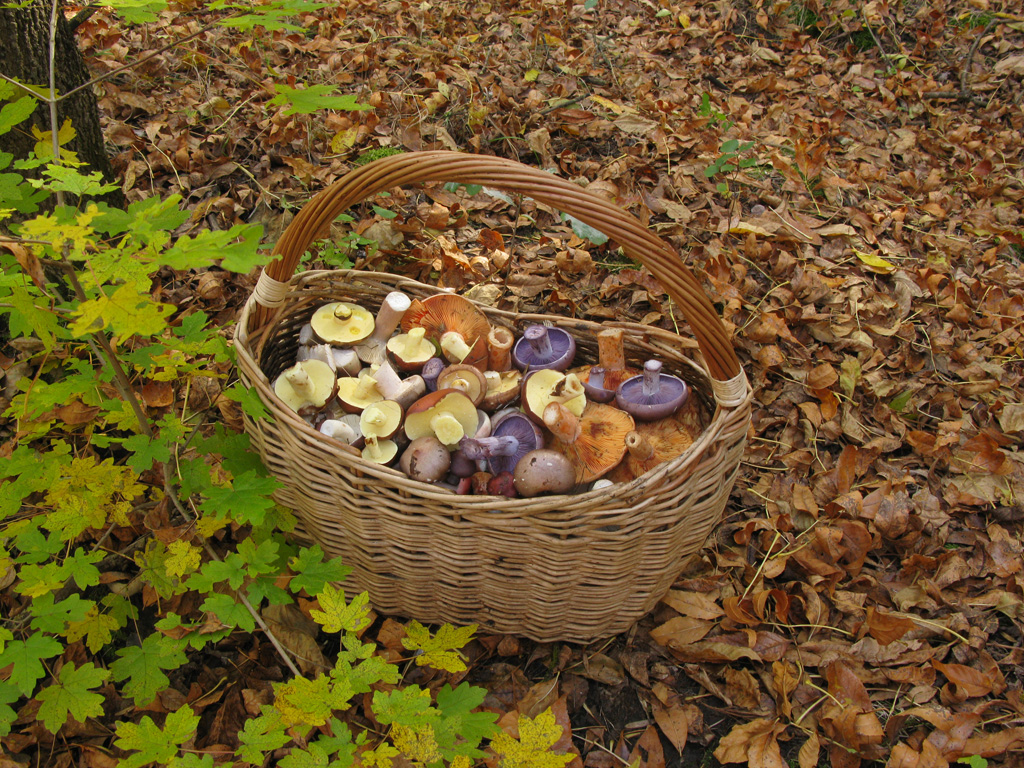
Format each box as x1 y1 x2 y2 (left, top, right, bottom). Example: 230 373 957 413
512 325 576 372
615 360 689 422
361 437 399 465
273 359 338 416
387 326 437 373
399 436 452 483
336 369 385 413
580 328 638 397
310 302 375 346
487 471 517 498
520 369 586 425
487 326 515 372
359 399 404 442
297 343 361 377
355 291 411 365
613 403 703 481
404 389 481 448
542 401 634 484
512 449 576 497
480 369 522 411
470 471 494 495
435 364 487 406
319 417 361 444
401 294 490 370
421 357 446 392
373 360 426 410
459 411 544 476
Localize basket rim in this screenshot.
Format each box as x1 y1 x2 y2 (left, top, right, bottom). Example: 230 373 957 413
234 268 752 513
242 151 745 384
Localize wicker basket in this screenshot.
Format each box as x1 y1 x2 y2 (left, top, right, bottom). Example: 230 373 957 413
234 152 751 643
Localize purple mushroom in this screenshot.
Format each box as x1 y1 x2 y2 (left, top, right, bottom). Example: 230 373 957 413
581 366 617 403
421 356 446 392
512 325 576 371
457 411 544 475
614 360 689 422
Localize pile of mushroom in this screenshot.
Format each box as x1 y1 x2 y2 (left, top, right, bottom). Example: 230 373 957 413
271 291 704 497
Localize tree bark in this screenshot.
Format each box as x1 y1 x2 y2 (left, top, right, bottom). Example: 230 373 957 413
0 0 124 207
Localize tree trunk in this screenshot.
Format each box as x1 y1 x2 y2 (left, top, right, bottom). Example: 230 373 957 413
0 0 124 207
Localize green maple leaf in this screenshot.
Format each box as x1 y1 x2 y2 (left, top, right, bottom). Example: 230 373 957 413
4 285 64 351
0 634 63 695
0 681 20 738
30 164 117 196
220 381 271 421
109 634 188 707
36 661 110 734
402 621 476 673
189 552 247 591
123 432 173 473
269 84 372 116
28 592 92 634
372 686 435 728
238 537 280 577
490 709 574 768
0 95 37 136
114 704 200 768
236 709 291 764
201 593 256 632
288 545 350 595
309 585 371 634
434 684 498 760
201 470 280 526
162 223 266 272
274 674 354 730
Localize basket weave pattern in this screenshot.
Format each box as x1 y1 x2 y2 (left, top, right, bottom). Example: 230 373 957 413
235 153 752 642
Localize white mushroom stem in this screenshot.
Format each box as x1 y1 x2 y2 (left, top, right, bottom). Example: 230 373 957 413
431 412 467 446
642 360 663 397
392 327 431 357
487 327 514 372
591 478 616 491
371 292 412 342
284 367 313 394
440 331 472 363
363 436 387 461
320 419 359 444
543 402 583 444
298 323 316 346
373 361 425 409
625 431 655 461
355 374 381 400
332 348 361 376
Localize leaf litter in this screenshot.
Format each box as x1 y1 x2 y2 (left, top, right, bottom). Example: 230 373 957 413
9 0 1024 765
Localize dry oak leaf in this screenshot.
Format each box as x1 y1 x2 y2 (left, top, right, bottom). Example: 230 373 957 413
713 717 787 768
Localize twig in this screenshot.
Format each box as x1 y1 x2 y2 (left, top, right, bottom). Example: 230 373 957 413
922 18 998 103
591 31 619 89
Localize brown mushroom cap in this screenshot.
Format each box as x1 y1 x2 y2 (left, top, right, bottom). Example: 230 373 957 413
435 364 487 406
401 294 490 370
512 449 576 497
399 436 452 482
310 302 375 345
404 389 481 447
543 401 635 484
273 359 338 416
520 369 586 425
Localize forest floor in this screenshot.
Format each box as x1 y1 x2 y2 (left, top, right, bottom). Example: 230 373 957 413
59 0 1024 765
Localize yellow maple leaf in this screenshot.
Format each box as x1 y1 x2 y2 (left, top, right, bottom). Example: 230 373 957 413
165 540 202 578
309 584 371 634
401 620 476 673
359 743 399 768
66 605 120 653
491 709 574 768
391 723 442 765
32 117 79 163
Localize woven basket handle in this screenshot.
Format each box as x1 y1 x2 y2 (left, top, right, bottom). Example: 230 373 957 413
249 151 745 393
